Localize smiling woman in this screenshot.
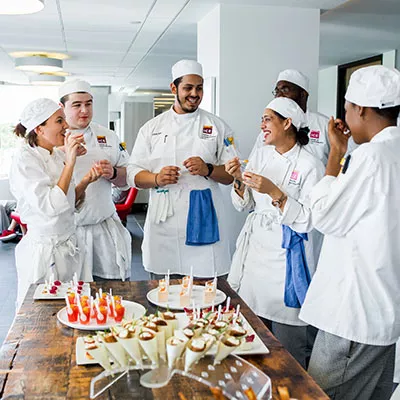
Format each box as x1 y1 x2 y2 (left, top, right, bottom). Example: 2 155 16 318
9 98 102 308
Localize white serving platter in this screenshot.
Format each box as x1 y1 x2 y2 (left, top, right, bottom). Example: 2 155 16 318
75 312 268 365
57 300 146 331
34 282 90 300
146 284 226 310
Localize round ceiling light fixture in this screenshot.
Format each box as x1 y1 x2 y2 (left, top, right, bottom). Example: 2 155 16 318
0 0 44 15
15 56 63 73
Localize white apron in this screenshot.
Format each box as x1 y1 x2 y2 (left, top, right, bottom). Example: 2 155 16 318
15 231 82 308
229 145 322 326
142 111 231 277
73 126 131 280
10 145 84 309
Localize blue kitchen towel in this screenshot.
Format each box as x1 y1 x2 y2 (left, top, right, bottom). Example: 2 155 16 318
282 225 311 308
186 188 220 246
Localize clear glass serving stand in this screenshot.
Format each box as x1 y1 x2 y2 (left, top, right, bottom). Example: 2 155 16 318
90 354 272 399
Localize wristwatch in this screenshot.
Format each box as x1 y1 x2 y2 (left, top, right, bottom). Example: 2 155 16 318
206 163 214 177
110 166 118 180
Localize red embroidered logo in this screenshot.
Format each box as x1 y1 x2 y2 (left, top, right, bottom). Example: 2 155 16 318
310 130 320 139
203 125 213 134
97 135 107 144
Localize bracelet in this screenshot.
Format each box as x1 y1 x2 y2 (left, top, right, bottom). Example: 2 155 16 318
110 166 117 180
154 173 159 188
271 192 287 208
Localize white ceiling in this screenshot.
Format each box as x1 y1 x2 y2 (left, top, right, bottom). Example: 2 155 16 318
0 0 399 91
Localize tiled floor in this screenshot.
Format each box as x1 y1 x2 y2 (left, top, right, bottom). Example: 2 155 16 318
0 212 148 346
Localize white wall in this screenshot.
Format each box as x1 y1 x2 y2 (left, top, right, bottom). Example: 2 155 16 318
318 66 338 118
383 50 396 68
91 86 110 128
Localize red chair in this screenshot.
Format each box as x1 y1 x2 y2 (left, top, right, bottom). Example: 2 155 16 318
10 211 27 235
115 188 138 225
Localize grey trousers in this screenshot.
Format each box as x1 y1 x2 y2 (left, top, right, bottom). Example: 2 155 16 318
260 317 312 369
308 330 395 400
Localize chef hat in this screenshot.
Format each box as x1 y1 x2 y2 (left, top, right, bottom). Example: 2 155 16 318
171 59 203 82
20 98 61 133
266 97 307 131
58 79 92 99
345 65 400 109
276 69 310 93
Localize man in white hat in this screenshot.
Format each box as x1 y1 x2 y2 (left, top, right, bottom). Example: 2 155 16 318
251 69 331 165
127 59 234 279
59 80 131 282
299 65 400 399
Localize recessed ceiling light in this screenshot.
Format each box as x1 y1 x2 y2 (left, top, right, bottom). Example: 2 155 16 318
15 56 63 73
10 51 69 60
0 0 44 15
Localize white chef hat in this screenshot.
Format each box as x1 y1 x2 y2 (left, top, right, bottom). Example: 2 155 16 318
171 59 203 82
58 79 93 99
266 97 307 131
345 65 400 109
20 98 61 133
276 69 310 93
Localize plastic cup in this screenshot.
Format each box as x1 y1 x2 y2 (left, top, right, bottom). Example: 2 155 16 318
95 306 108 325
79 306 91 325
114 304 125 322
67 304 79 323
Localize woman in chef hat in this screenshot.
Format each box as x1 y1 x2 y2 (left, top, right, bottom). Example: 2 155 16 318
10 98 101 308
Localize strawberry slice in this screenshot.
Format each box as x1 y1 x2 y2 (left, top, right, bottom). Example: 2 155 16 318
54 280 62 286
78 280 84 286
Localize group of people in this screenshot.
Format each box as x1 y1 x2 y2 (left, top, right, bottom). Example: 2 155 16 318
10 58 400 400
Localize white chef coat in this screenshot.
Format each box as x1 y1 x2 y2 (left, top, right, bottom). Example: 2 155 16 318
127 107 234 277
300 126 400 345
72 122 131 280
228 144 325 325
9 144 83 307
250 111 330 165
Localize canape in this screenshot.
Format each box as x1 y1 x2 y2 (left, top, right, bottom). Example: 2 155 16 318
214 335 242 364
166 337 186 369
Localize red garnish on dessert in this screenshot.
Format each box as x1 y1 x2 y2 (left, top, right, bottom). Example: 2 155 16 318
245 334 255 343
51 285 58 291
54 280 62 286
78 280 84 286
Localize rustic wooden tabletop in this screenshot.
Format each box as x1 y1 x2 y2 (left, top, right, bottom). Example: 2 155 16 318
0 279 328 400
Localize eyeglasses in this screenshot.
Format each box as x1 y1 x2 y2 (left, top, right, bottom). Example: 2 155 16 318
272 86 292 97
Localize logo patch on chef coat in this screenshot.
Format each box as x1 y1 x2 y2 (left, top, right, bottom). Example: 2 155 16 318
200 125 217 140
97 135 107 144
309 130 323 144
203 125 213 134
119 142 127 151
289 170 300 185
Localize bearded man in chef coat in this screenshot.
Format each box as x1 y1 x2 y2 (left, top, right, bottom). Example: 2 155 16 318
127 60 234 279
59 80 132 281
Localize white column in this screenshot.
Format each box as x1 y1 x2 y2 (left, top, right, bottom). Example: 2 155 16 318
198 4 321 256
91 86 110 128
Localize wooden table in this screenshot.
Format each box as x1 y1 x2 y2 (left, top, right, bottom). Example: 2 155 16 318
0 280 328 400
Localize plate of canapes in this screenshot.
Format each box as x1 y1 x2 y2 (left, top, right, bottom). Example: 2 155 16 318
57 288 146 330
34 273 90 300
147 272 226 310
76 300 269 370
